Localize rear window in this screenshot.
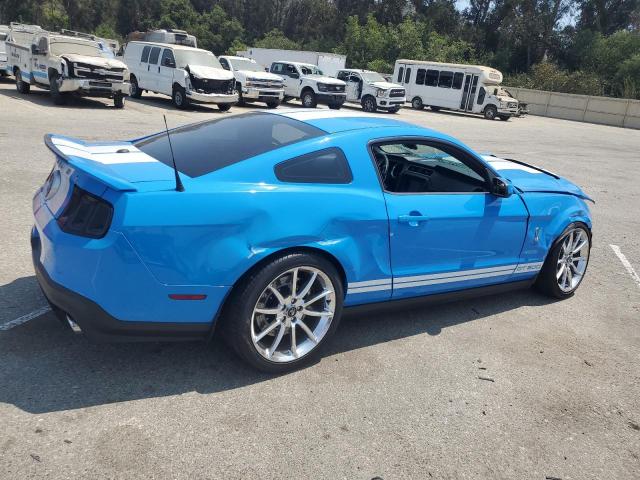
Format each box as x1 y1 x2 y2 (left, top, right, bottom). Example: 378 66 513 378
135 113 325 178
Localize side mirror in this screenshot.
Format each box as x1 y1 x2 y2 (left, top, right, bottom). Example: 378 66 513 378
163 58 175 68
491 177 512 198
31 44 39 55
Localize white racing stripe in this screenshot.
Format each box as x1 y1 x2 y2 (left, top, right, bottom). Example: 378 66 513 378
610 244 640 289
52 137 158 165
0 306 52 331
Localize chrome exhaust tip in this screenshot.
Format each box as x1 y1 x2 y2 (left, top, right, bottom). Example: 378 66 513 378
66 315 82 334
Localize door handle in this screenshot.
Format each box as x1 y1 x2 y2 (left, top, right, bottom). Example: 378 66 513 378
398 213 429 227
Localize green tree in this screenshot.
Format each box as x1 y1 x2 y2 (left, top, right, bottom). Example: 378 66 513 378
254 29 300 49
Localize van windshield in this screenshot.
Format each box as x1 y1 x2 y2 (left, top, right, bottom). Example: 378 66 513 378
229 57 264 72
50 41 103 57
175 50 222 69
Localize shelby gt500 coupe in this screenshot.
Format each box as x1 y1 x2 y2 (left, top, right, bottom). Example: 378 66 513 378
32 110 593 372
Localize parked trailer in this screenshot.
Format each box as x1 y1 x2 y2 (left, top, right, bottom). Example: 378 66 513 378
393 59 519 120
238 48 346 77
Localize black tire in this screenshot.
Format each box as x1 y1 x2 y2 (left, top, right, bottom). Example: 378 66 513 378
114 93 125 109
219 252 344 373
50 73 67 105
388 107 400 114
15 69 30 94
236 82 246 106
430 106 441 112
534 223 591 299
328 102 342 110
217 103 232 112
484 105 497 120
411 96 424 110
172 85 189 109
282 96 293 103
130 76 142 98
301 89 317 108
361 95 377 112
266 100 280 109
498 115 510 121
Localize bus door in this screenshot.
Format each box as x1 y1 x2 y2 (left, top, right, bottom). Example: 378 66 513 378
460 74 479 111
396 63 412 98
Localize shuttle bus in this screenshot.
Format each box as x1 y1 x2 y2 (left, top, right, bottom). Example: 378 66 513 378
393 60 519 120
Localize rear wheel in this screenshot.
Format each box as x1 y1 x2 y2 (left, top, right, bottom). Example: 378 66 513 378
361 95 377 112
130 75 142 98
172 85 189 109
484 105 497 120
220 252 344 373
535 224 591 299
301 89 317 108
411 96 424 110
15 69 30 94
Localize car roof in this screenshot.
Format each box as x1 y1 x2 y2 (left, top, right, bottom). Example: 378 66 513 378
220 55 254 61
127 41 209 52
277 61 317 68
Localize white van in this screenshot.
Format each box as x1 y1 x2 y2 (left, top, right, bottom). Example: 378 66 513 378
393 60 519 120
124 41 237 110
336 69 405 113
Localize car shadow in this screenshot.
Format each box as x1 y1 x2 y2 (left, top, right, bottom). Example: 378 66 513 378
0 274 557 414
128 94 232 114
0 84 119 109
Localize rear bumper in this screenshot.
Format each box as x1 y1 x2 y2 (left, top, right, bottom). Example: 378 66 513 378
31 229 211 343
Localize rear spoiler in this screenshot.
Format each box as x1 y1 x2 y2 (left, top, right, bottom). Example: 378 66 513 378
45 134 139 192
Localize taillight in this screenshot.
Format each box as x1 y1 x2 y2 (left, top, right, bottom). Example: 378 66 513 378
57 186 113 238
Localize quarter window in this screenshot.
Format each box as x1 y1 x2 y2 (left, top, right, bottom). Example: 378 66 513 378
425 70 439 87
416 68 426 85
453 72 463 89
148 46 161 65
275 148 353 184
140 46 150 63
404 68 411 83
438 71 453 88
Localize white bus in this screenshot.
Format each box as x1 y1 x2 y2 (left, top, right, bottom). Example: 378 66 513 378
393 60 519 120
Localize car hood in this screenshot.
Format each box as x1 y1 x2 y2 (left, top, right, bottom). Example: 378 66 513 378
187 64 234 81
61 54 127 70
307 75 345 85
496 95 517 103
483 156 593 201
239 70 282 81
369 81 402 90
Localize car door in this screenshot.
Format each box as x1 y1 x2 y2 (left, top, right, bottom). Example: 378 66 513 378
145 46 162 92
157 48 176 95
282 63 301 97
373 139 529 299
32 36 49 85
136 45 151 88
345 73 361 101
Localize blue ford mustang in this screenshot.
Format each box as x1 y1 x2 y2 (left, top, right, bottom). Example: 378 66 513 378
32 110 593 372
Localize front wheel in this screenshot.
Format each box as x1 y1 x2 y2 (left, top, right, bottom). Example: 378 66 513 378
217 103 232 112
15 70 30 94
361 95 377 112
535 224 591 299
301 90 317 108
411 96 424 110
484 105 497 120
114 93 125 109
172 86 189 109
50 73 67 105
388 107 400 114
220 252 344 373
266 100 280 109
130 76 142 98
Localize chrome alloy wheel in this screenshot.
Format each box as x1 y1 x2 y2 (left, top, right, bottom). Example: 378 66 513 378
556 228 590 293
251 266 336 362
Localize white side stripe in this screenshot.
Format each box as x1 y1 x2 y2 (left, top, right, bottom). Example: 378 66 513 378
394 264 518 284
394 269 514 289
348 278 392 288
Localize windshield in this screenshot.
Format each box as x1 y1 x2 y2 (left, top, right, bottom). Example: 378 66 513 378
361 71 386 83
229 57 263 72
174 50 222 69
50 41 103 57
300 65 323 75
496 87 513 98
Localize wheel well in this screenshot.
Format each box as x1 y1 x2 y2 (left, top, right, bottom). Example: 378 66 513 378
172 82 183 92
48 67 59 80
301 86 315 96
13 66 19 75
362 94 375 102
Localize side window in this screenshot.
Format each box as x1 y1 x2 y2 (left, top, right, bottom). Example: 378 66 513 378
371 141 487 194
404 68 411 84
275 148 353 184
425 70 439 87
397 67 404 83
148 46 161 65
438 71 453 88
285 64 298 76
477 87 486 104
219 58 230 70
416 68 426 85
337 71 348 81
140 46 151 63
452 72 464 89
271 63 283 74
38 37 48 53
161 49 175 68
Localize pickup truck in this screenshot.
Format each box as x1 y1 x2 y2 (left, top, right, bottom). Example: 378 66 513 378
269 61 346 109
336 69 406 113
218 55 284 108
7 32 130 108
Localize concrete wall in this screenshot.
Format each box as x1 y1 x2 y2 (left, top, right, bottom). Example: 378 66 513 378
506 87 640 130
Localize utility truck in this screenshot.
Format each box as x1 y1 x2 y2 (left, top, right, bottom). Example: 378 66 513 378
0 25 8 75
239 48 346 77
269 61 346 109
393 60 519 120
7 31 130 107
218 55 284 108
336 69 405 113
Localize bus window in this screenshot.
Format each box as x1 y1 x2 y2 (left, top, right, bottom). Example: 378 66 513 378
404 68 411 83
477 87 486 104
438 71 453 88
397 67 404 83
453 72 463 89
416 69 426 85
425 70 439 87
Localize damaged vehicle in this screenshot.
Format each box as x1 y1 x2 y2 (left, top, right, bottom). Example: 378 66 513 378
124 41 237 110
219 55 284 108
31 110 593 373
7 31 130 107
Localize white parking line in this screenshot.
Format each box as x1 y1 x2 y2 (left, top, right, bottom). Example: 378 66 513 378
0 306 52 331
610 244 640 289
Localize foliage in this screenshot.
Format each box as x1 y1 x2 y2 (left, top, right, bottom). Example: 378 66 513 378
0 0 639 98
